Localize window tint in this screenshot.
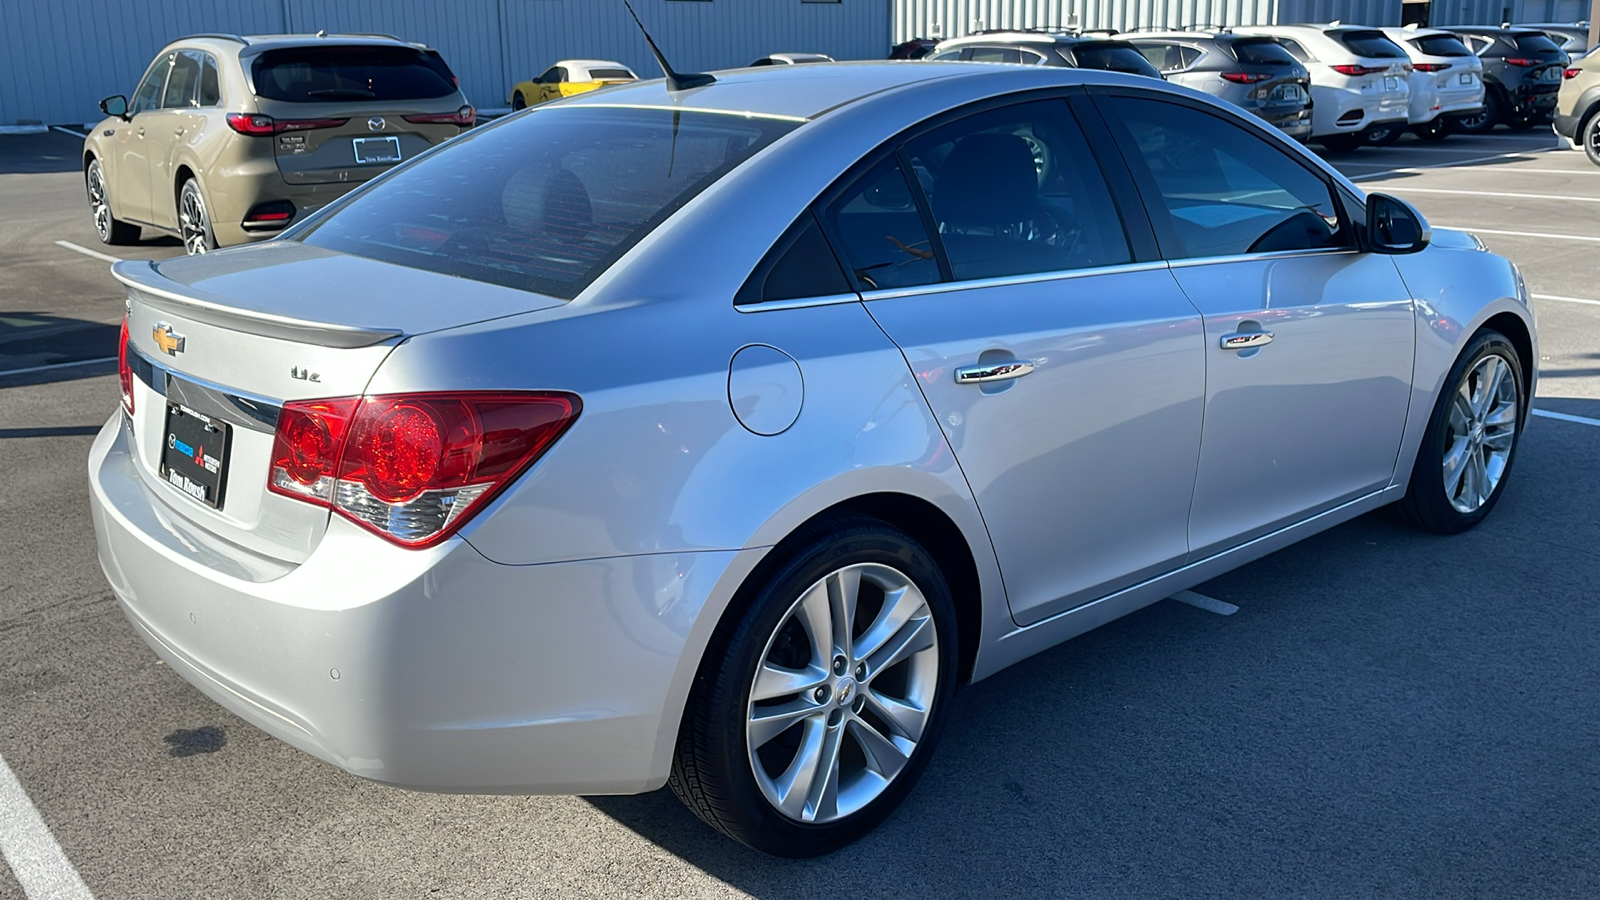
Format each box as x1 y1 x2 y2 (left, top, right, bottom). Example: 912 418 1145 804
1134 42 1191 72
1107 96 1347 259
1071 44 1164 77
252 46 456 102
1411 35 1474 57
130 56 169 115
588 68 634 80
1512 33 1562 53
736 212 851 305
161 51 200 108
1233 39 1297 66
195 52 222 106
968 46 1023 63
300 107 795 300
1276 38 1312 62
822 158 940 291
1337 30 1408 58
904 100 1131 281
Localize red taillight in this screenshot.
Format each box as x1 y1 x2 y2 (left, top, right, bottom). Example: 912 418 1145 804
1221 72 1272 84
1504 57 1537 67
226 113 349 136
268 391 579 547
1413 62 1453 72
403 106 476 127
117 316 134 417
1330 64 1383 76
1565 67 1582 79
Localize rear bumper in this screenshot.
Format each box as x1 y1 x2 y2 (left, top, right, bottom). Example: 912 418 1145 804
89 413 737 794
1553 110 1579 139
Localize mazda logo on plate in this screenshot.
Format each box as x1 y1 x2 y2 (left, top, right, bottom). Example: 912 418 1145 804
367 117 386 132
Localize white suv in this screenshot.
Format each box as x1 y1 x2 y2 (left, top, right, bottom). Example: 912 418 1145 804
1234 23 1411 150
1379 26 1487 142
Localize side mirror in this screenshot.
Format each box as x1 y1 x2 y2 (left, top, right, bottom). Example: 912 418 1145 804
100 95 129 119
1366 192 1431 254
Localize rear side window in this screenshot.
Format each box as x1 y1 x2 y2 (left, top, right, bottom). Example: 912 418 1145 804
1276 38 1312 62
927 49 963 61
1105 95 1348 259
251 46 457 102
587 68 634 80
1134 42 1199 72
1070 44 1163 77
1411 35 1475 57
300 107 796 299
968 46 1023 63
1337 31 1408 59
1233 39 1297 66
161 51 200 108
1513 33 1563 53
736 212 851 305
195 52 222 106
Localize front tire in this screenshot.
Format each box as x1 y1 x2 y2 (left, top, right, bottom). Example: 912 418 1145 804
670 514 958 857
511 91 527 111
1399 330 1525 534
86 158 138 245
177 178 215 255
1585 112 1600 168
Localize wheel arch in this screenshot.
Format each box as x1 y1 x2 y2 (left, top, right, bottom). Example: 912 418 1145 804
1481 310 1535 405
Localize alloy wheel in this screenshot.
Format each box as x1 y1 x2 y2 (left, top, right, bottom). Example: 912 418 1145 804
179 183 211 255
745 562 938 825
88 162 112 242
1443 354 1518 513
1585 116 1600 166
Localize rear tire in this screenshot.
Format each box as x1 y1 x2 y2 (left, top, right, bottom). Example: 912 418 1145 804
1398 330 1525 534
1455 91 1502 134
511 92 527 111
1318 133 1363 152
669 514 958 857
1364 123 1404 146
86 158 138 245
1413 117 1452 142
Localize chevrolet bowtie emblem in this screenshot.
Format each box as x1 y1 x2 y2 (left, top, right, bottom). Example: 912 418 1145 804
152 323 186 356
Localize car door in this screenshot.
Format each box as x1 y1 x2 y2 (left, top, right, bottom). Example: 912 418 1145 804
1092 90 1415 559
822 97 1208 626
114 54 172 225
142 49 203 231
537 66 567 104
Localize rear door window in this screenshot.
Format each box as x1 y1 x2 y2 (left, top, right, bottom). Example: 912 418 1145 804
1512 33 1563 54
299 107 796 299
1337 30 1408 59
252 46 457 102
1233 39 1297 66
967 46 1023 63
1411 35 1475 57
1102 94 1349 259
194 52 222 106
1071 44 1163 77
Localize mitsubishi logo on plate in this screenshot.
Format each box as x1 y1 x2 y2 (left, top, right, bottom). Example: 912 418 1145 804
367 116 386 132
151 323 185 356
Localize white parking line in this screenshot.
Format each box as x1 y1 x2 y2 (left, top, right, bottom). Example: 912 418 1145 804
1435 226 1600 243
1532 409 1600 428
1348 149 1556 181
1532 293 1600 307
53 240 121 264
49 126 88 139
1170 591 1239 616
1379 186 1600 203
0 357 118 378
0 754 95 900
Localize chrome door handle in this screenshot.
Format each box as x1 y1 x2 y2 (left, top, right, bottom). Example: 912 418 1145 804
1220 331 1274 350
954 360 1035 384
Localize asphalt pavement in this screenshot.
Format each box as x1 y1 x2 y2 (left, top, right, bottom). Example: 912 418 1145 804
1 128 1597 898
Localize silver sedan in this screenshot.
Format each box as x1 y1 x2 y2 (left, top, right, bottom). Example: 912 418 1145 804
89 60 1536 856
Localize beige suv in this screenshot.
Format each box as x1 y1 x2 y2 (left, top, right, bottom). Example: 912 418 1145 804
1555 47 1600 166
84 34 474 253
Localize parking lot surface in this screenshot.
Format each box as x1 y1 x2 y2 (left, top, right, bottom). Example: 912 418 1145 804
2 128 1597 898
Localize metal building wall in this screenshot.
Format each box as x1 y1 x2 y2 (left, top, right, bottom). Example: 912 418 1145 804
1425 0 1588 25
891 0 1407 42
0 0 890 126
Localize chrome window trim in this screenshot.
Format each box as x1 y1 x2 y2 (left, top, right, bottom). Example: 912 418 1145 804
734 292 862 314
857 260 1170 302
1167 247 1361 268
129 345 283 433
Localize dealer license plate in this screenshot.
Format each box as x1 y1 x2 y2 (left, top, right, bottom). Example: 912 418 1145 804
353 136 402 165
159 403 231 509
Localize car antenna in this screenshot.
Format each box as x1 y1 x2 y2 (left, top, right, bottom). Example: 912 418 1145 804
622 0 715 92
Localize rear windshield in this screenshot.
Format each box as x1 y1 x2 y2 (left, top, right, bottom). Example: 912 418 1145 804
1410 35 1475 57
252 46 457 103
1513 33 1563 53
1069 44 1163 77
587 68 634 80
1336 30 1409 59
298 107 797 299
1232 39 1298 65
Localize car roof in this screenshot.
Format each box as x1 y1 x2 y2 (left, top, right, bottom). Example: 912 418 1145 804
1442 26 1547 35
558 60 1099 121
765 52 833 61
937 31 1114 46
1384 26 1460 38
555 59 633 70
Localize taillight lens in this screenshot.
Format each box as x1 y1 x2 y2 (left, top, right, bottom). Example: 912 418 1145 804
1504 57 1537 67
403 105 476 127
226 113 349 136
1413 62 1453 72
117 316 134 417
268 392 579 547
1565 67 1582 79
1221 72 1272 84
1330 64 1382 76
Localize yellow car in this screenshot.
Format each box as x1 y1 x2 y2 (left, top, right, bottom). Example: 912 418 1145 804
509 60 639 110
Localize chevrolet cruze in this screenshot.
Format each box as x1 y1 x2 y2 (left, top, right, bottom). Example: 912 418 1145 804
90 61 1536 856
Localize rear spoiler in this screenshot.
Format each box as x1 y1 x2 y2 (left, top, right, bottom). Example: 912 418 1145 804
112 260 403 349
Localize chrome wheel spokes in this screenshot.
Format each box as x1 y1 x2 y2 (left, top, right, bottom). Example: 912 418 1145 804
179 186 209 255
88 163 111 241
747 562 938 824
1443 354 1518 513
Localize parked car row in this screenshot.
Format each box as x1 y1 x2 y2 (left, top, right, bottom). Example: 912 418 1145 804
1556 41 1600 166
